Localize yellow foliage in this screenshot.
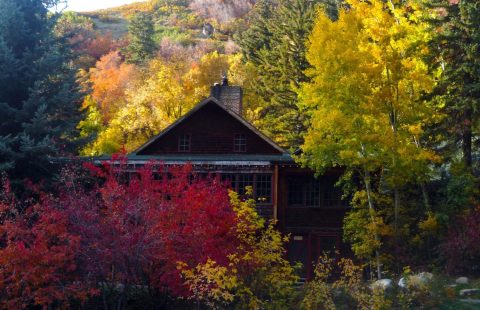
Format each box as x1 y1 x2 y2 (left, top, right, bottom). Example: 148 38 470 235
418 212 439 236
299 0 440 186
302 255 392 310
80 52 253 155
179 259 237 309
178 189 298 309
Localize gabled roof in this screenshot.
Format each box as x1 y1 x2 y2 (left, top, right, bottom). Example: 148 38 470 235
133 97 287 155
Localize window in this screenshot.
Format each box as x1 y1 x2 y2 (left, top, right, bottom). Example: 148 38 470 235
322 177 345 207
220 173 272 204
234 134 247 152
288 178 303 206
305 179 320 207
237 174 253 196
221 174 237 190
178 134 191 152
287 177 343 208
256 174 272 203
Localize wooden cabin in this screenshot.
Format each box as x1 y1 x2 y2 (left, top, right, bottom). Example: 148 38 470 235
112 78 349 280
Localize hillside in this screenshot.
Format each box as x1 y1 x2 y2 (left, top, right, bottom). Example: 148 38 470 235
80 0 254 41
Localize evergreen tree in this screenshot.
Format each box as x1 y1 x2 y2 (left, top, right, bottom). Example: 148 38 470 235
0 0 83 183
124 12 156 65
429 0 480 169
236 0 340 149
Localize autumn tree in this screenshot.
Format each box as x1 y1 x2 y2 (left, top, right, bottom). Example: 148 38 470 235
298 0 438 277
442 205 480 276
0 0 83 183
0 157 245 308
0 177 93 308
55 11 95 52
81 52 246 155
84 51 139 121
55 12 124 70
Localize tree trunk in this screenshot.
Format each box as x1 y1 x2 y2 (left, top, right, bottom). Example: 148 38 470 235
364 168 382 279
462 107 472 168
420 183 430 212
393 186 400 273
103 288 109 310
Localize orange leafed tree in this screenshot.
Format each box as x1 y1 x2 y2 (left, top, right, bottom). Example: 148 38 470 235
87 51 139 121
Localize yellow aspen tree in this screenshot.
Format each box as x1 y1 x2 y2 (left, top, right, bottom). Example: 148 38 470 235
298 0 439 277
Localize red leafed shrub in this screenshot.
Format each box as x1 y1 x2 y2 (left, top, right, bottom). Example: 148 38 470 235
78 159 239 297
442 206 480 276
0 177 93 309
0 156 240 308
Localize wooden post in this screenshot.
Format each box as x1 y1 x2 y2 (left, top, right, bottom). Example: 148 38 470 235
273 164 279 221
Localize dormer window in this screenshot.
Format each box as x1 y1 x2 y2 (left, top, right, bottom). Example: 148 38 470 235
178 134 191 152
234 134 246 152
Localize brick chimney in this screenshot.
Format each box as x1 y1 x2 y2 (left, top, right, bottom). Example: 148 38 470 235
210 74 243 115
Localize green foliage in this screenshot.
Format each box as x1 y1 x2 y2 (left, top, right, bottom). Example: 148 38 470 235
55 11 95 37
428 0 480 168
0 0 83 182
154 25 194 45
236 0 336 149
124 12 157 64
437 163 479 221
300 258 465 310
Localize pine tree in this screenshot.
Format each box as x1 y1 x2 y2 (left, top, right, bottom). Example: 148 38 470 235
429 0 480 169
0 0 83 183
236 0 340 149
124 12 156 65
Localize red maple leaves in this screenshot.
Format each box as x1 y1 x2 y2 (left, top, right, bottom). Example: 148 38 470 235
0 158 240 308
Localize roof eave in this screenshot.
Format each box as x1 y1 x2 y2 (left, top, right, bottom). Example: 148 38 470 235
133 96 288 155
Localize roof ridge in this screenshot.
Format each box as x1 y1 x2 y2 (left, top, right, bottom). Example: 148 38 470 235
133 97 288 155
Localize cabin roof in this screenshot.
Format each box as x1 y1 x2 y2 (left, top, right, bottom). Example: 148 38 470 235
133 97 288 155
95 153 295 164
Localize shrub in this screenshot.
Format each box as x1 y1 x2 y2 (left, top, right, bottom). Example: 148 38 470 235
442 206 480 276
179 188 299 309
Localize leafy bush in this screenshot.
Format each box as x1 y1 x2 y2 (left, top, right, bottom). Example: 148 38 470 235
299 257 460 310
179 188 299 309
443 206 480 276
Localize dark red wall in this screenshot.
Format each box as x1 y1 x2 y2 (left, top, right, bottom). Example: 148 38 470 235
138 102 282 155
277 167 347 232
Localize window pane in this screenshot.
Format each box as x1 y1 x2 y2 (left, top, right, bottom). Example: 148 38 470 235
221 174 237 190
237 174 253 196
256 174 272 203
288 177 303 206
305 179 320 207
178 134 190 152
322 177 343 207
234 134 247 152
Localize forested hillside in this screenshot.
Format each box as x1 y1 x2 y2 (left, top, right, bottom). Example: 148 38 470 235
0 0 479 308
